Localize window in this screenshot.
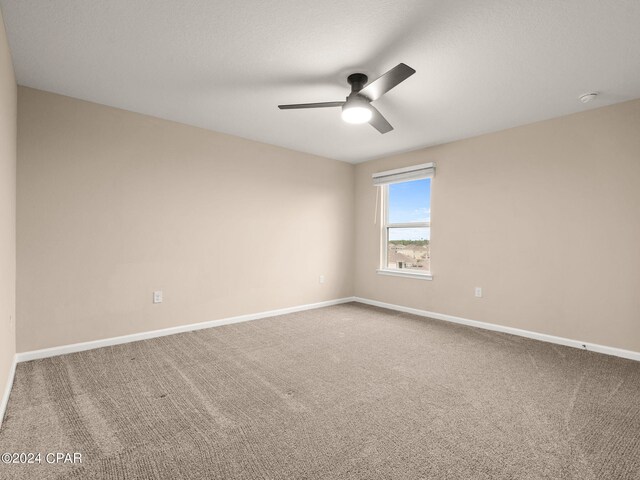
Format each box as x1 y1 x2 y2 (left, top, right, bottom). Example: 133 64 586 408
373 163 434 279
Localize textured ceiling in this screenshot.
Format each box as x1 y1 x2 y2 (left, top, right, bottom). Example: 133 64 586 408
1 0 640 163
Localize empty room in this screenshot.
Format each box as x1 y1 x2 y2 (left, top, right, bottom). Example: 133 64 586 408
1 1 639 479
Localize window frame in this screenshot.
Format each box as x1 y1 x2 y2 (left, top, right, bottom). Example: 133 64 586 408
377 179 433 280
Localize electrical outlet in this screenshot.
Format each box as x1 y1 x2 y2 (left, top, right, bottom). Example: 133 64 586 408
475 287 482 298
319 275 325 284
153 291 163 304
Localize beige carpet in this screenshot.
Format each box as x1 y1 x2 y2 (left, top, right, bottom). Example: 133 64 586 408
1 302 639 479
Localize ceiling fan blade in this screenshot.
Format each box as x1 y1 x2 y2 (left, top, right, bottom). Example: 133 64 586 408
369 105 393 134
278 101 344 110
358 63 416 101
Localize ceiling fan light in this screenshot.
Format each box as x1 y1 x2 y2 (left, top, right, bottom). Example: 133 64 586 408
342 105 372 124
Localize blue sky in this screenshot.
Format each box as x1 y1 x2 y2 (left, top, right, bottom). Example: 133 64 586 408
388 178 431 241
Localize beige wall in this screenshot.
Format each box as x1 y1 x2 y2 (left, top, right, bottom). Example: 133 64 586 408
14 85 640 354
355 99 640 352
0 8 16 402
17 87 355 352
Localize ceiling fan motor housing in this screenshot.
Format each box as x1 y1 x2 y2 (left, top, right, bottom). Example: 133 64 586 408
347 73 369 93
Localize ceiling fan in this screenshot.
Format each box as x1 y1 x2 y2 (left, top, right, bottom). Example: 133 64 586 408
278 63 416 134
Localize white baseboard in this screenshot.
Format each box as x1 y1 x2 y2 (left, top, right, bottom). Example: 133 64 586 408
16 297 356 363
353 297 640 362
1 354 17 429
15 294 639 366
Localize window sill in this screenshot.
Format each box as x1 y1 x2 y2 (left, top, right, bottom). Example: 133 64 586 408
376 269 433 280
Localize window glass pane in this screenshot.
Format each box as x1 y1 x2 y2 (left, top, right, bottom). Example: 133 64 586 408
388 178 431 224
387 227 430 271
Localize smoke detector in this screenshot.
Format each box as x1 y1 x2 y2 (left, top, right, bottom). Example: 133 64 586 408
579 92 598 103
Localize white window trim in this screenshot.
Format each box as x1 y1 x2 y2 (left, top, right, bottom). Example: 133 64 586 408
372 162 435 186
379 182 433 280
376 269 433 280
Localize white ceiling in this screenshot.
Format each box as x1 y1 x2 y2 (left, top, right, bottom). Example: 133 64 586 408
1 0 640 163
